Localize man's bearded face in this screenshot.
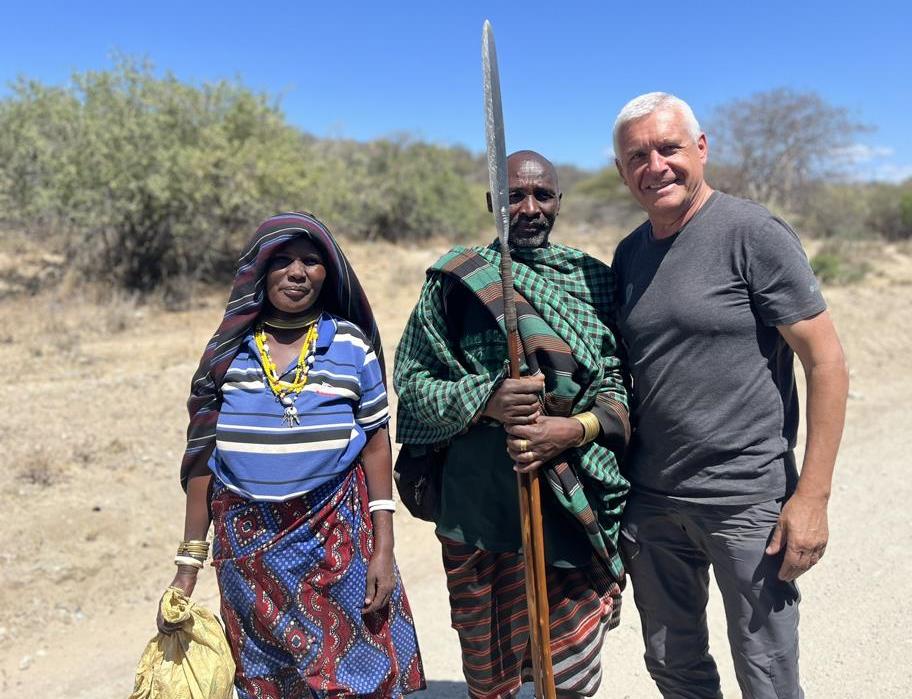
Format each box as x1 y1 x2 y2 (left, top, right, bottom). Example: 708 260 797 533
506 156 561 248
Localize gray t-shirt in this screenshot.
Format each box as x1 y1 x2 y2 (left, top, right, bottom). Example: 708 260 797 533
612 191 826 504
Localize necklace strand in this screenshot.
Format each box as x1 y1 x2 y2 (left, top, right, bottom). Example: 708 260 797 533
254 322 319 399
261 308 322 330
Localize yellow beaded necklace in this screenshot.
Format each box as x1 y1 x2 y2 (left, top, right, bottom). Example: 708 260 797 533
254 321 319 426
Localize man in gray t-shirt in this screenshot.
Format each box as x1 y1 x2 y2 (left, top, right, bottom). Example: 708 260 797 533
611 92 848 699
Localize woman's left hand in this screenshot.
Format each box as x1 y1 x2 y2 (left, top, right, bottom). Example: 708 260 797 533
505 416 584 473
363 548 396 614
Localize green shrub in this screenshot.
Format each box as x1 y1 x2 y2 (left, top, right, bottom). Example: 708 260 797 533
858 182 912 242
0 58 488 292
330 137 489 242
811 243 870 285
798 181 912 242
0 58 321 290
560 166 642 229
800 184 868 239
898 190 912 237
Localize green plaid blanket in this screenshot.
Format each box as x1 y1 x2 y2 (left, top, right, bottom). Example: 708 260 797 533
394 241 629 580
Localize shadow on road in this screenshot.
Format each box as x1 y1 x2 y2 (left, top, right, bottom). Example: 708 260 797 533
421 679 536 697
422 680 468 697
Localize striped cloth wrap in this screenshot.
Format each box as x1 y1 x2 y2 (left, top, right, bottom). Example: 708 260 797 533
395 241 629 582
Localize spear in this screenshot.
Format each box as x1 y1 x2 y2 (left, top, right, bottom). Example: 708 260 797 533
482 20 556 698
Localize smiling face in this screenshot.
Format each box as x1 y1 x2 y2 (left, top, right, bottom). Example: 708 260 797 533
265 237 326 316
505 152 561 248
615 108 710 236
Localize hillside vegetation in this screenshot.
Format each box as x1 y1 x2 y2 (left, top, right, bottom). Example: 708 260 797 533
0 59 909 294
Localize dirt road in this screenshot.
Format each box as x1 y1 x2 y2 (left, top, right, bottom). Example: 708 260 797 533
1 236 909 697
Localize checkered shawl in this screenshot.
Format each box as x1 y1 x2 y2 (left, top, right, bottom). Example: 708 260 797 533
180 212 384 490
394 240 629 580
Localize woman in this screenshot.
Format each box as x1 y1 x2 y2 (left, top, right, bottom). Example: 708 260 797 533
159 212 425 698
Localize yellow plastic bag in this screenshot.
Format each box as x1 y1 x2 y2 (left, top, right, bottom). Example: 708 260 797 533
129 587 236 699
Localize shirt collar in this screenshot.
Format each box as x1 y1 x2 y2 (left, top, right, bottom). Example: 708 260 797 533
315 312 336 351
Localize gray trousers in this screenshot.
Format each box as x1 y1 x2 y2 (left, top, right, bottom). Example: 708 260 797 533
620 492 803 699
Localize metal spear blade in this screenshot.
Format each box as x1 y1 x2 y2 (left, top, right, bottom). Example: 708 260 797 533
482 20 510 249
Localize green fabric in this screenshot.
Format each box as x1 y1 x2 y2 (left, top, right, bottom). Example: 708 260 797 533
439 425 594 569
432 298 593 567
394 240 629 580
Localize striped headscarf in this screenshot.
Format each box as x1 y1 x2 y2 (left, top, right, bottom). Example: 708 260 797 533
180 212 384 489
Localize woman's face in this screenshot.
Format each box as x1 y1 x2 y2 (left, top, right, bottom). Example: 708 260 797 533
265 238 327 316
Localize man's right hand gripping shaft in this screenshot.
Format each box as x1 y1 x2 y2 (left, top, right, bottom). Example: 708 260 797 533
481 375 545 426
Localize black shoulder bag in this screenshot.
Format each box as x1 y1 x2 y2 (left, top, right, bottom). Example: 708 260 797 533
393 443 446 522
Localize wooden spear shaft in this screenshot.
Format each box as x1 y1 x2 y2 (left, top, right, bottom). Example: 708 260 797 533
499 246 556 698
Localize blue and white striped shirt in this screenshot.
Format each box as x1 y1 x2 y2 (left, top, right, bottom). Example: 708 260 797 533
208 313 389 500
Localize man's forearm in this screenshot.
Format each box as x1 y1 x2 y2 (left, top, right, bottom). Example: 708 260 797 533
795 359 848 499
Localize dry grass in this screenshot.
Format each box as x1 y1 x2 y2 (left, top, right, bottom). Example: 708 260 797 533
1 224 910 697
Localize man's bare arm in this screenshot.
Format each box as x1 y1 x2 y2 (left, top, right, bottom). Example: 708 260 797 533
766 310 848 581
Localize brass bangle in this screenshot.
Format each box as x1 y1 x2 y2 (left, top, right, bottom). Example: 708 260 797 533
177 543 209 551
176 539 210 561
571 411 601 447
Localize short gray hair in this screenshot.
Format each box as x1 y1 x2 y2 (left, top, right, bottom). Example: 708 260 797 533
613 92 702 158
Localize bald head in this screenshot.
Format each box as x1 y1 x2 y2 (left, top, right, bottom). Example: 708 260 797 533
486 150 562 248
507 150 559 187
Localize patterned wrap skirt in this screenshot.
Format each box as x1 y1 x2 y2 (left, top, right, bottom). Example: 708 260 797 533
439 535 622 699
211 465 425 698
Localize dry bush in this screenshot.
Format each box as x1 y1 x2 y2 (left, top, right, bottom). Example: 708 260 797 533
708 88 869 211
15 448 66 488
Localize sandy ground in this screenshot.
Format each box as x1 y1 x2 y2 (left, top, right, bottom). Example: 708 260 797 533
0 230 910 698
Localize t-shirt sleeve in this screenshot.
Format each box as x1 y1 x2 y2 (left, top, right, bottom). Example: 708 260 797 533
745 217 827 327
355 339 391 432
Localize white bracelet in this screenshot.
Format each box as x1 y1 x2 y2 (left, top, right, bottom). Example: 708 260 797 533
174 555 204 569
368 499 396 513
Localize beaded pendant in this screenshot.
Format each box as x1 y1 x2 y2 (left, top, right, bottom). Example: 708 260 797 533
279 393 299 427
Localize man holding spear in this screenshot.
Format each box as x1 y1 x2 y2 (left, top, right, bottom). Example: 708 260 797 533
394 148 630 698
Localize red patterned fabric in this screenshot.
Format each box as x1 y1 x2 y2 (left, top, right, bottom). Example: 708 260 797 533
211 467 424 698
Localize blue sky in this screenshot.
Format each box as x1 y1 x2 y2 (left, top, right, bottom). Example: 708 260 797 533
2 1 909 180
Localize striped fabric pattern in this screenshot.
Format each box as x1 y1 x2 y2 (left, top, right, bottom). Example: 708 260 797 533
434 247 608 416
180 212 384 489
394 241 629 581
210 313 389 501
440 536 622 698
